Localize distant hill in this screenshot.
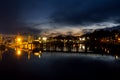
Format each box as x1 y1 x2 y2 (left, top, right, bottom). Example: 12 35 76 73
103 26 120 31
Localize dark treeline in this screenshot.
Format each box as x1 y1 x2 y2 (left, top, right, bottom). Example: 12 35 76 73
82 29 120 42
81 29 120 55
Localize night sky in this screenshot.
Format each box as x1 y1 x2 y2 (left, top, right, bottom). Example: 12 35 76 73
0 0 120 35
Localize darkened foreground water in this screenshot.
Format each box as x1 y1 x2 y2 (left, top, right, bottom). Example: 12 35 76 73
0 49 120 80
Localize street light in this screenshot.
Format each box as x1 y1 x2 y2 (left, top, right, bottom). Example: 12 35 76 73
16 37 22 44
17 38 21 42
16 36 23 48
42 37 47 41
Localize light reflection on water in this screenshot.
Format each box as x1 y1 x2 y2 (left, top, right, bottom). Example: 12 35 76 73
13 46 120 62
0 45 120 79
1 48 119 62
41 52 118 62
0 47 120 80
0 43 120 62
16 48 22 56
14 48 42 60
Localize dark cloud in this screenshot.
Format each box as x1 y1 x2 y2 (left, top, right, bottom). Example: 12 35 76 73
1 0 120 34
0 0 40 34
51 0 120 26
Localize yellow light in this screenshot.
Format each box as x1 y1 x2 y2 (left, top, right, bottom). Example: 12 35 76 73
34 52 40 56
38 37 41 40
118 38 120 41
17 38 21 42
17 49 21 56
42 37 47 41
34 52 41 58
82 45 85 50
82 37 85 41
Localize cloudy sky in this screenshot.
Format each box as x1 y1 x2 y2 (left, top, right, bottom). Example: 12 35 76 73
0 0 120 35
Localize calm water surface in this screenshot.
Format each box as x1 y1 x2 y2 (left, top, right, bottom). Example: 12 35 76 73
0 48 120 80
